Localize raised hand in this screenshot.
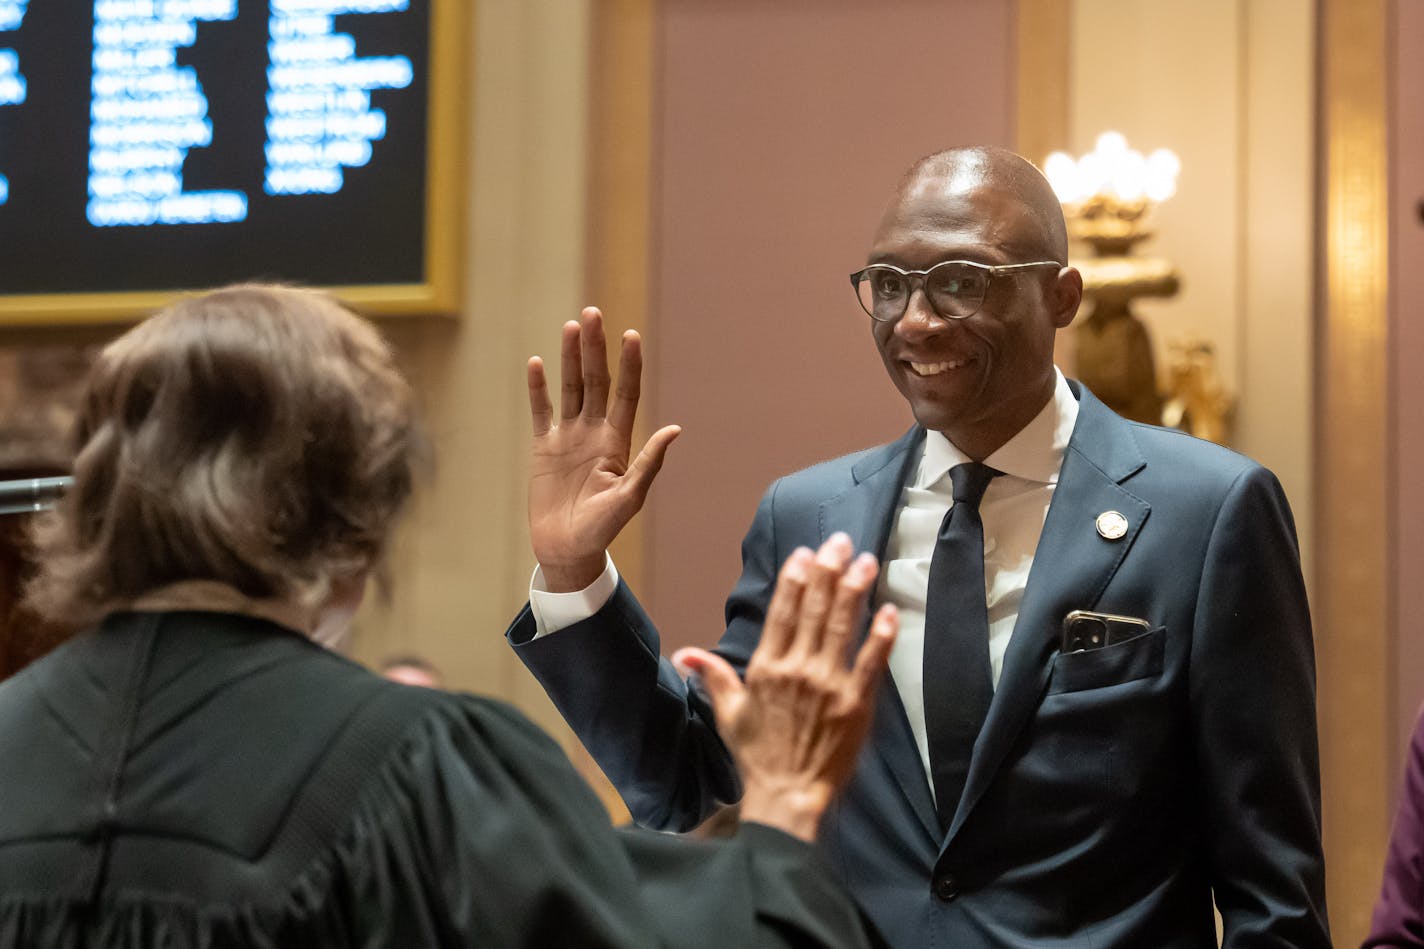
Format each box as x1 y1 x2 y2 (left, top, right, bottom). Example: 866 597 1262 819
675 534 898 843
527 307 681 592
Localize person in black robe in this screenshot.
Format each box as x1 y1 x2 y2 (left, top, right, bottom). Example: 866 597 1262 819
0 284 897 948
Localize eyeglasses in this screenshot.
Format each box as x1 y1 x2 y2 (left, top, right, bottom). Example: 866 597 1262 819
848 259 1062 323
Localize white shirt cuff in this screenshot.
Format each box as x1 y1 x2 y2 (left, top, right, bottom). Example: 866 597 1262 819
528 554 620 638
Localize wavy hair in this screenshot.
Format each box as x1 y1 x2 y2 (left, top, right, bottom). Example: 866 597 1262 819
26 285 424 626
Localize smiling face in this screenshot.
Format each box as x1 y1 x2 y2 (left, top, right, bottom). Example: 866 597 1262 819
868 149 1081 460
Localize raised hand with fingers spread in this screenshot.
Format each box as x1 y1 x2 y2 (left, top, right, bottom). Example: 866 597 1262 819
526 307 681 592
676 534 898 844
510 147 1327 949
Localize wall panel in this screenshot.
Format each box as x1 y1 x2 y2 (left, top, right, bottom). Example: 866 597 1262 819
646 0 1017 648
1392 0 1424 793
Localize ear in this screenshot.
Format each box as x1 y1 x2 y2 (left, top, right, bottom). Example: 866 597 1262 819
1050 266 1083 329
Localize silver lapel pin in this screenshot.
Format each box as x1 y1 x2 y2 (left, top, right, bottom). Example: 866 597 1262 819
1095 510 1129 540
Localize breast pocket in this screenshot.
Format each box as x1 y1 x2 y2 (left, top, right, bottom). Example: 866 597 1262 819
1047 627 1166 695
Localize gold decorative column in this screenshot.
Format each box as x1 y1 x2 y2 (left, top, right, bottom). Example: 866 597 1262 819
578 0 657 823
586 0 655 595
1015 0 1072 374
1317 0 1391 943
1015 0 1070 171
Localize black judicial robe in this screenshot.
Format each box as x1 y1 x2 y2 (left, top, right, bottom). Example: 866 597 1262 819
0 611 882 948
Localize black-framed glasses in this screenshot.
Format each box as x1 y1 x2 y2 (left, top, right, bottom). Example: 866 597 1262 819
848 259 1062 323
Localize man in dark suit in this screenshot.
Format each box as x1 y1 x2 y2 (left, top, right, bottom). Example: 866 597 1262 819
507 146 1330 947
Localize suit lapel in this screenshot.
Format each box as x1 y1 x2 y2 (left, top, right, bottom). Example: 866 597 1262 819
946 384 1152 841
821 427 941 842
822 427 924 563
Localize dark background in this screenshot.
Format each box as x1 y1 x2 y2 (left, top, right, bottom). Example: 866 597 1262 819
0 2 430 295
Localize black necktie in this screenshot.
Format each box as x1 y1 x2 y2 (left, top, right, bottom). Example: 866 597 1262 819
923 461 998 833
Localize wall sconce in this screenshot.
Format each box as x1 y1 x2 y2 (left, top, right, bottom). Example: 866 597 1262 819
1045 132 1188 428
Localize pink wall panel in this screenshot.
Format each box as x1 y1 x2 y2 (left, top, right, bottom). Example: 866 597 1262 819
1391 0 1424 771
645 0 1016 649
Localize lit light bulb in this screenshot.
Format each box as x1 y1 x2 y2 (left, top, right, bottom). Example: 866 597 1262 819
1112 150 1147 201
1095 130 1128 159
1145 148 1180 201
1044 151 1080 203
1076 152 1108 198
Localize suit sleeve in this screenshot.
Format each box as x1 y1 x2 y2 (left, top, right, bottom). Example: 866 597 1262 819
1363 709 1424 948
1190 465 1330 947
506 482 785 832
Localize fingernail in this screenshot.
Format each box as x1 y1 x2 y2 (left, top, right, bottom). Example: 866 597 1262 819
818 534 851 562
671 648 697 676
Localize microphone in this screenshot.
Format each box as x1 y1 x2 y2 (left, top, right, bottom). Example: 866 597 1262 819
0 476 73 516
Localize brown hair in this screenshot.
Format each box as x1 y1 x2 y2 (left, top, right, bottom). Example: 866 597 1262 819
25 284 425 626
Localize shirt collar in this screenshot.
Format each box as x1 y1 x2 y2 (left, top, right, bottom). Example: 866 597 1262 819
915 368 1079 489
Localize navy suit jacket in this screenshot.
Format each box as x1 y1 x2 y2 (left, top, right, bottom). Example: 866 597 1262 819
509 383 1329 948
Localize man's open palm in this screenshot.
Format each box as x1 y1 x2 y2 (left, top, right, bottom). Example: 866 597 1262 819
527 307 680 592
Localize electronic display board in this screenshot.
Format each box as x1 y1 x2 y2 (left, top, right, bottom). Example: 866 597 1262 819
0 0 466 323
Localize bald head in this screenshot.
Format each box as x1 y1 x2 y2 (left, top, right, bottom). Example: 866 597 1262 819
864 145 1082 460
889 146 1069 264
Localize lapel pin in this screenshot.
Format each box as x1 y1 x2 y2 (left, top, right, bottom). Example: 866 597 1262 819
1096 510 1129 540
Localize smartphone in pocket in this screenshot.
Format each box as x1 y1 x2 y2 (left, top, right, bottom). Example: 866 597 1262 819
1061 609 1153 653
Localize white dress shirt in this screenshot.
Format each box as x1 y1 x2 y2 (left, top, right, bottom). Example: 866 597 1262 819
528 552 620 637
530 370 1080 792
881 369 1078 789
